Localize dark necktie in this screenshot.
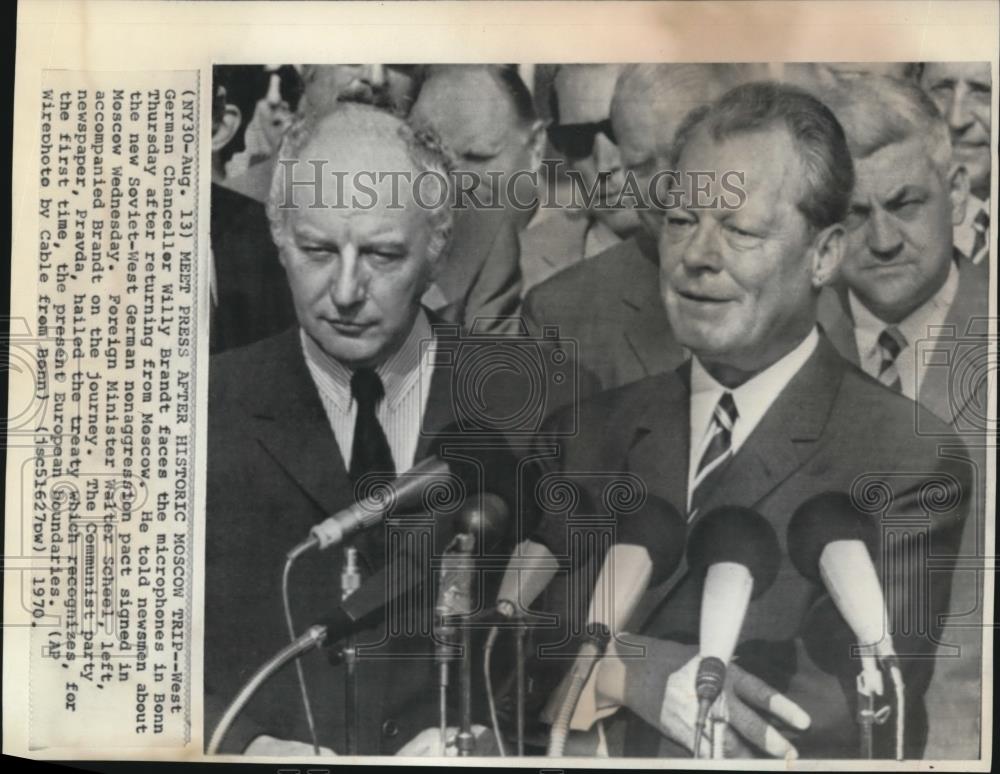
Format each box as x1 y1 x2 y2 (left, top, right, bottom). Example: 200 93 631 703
349 368 396 482
689 392 738 520
877 326 906 394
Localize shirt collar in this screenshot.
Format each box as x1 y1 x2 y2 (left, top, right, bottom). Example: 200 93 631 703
689 326 819 445
301 309 432 411
847 259 959 354
954 194 990 258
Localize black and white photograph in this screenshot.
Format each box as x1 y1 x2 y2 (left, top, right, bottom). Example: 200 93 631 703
203 60 992 761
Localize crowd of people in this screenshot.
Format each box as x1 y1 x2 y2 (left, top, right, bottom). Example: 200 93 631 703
205 62 992 760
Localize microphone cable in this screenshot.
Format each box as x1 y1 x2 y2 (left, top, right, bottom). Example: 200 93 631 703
887 657 905 760
546 625 610 757
281 547 320 754
483 622 508 757
207 624 326 755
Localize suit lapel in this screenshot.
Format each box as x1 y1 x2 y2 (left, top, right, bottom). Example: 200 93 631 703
694 337 842 515
629 336 846 632
621 235 683 379
816 284 861 367
918 261 990 426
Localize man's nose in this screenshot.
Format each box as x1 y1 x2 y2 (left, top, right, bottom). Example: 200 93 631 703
593 131 623 176
330 248 367 309
680 220 724 271
359 64 387 88
946 85 974 133
866 209 905 261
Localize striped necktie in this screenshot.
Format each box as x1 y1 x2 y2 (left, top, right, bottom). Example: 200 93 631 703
970 209 989 264
877 326 906 393
689 392 738 519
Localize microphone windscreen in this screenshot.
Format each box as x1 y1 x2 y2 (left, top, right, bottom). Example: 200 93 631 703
787 492 878 582
686 506 780 597
528 485 601 564
390 456 452 512
453 493 509 551
616 495 686 585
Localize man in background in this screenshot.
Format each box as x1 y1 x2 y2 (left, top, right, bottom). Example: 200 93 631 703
819 73 989 760
518 64 636 286
921 62 992 266
523 64 743 399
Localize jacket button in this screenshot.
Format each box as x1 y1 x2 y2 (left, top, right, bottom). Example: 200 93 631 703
381 720 399 738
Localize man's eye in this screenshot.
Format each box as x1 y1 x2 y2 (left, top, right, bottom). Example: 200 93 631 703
302 245 335 259
463 152 496 164
892 199 924 218
724 223 761 243
665 215 694 227
366 248 404 262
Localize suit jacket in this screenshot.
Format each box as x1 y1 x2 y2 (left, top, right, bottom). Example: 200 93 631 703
522 232 686 404
519 208 591 292
816 258 991 759
535 335 971 759
204 326 525 754
427 208 524 335
209 183 297 354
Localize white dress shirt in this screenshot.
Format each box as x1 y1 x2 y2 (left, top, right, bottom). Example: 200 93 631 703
687 327 820 511
848 260 959 402
302 311 435 472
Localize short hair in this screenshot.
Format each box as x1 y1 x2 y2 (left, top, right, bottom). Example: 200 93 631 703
213 65 270 162
266 103 454 263
822 74 952 179
611 63 747 155
671 80 855 231
421 65 537 128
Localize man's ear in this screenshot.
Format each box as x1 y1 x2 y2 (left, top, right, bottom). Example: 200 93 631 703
212 104 242 154
947 162 970 226
526 120 547 174
809 223 845 289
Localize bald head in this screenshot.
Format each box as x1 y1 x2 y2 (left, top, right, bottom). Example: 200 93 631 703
409 66 543 209
611 64 744 238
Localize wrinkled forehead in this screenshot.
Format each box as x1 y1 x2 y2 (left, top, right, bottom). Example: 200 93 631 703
853 136 942 200
677 125 809 210
922 61 992 87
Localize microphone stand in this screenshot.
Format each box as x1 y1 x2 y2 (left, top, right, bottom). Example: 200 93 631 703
515 615 526 756
435 533 476 755
340 547 361 756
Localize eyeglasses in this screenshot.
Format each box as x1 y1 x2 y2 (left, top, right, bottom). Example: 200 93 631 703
547 119 616 160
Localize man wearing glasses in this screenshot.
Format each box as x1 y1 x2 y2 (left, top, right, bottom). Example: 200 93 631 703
520 64 638 290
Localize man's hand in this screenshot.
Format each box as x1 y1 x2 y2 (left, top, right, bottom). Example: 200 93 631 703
619 637 810 759
244 735 336 757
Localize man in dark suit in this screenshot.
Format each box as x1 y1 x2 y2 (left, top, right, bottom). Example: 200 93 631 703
816 74 989 760
533 82 970 760
523 64 742 400
205 103 521 756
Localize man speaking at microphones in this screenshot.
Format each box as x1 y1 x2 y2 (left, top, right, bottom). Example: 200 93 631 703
532 82 971 759
204 103 524 756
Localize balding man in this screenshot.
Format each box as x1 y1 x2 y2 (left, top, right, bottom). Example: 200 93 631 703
517 64 635 287
523 64 742 401
205 104 518 756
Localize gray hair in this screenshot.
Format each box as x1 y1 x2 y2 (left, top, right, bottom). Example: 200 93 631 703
821 73 953 179
670 80 855 231
266 102 455 263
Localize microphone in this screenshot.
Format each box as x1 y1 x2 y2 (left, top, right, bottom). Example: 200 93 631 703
686 506 780 755
787 492 891 664
787 492 903 759
290 456 451 556
546 496 686 755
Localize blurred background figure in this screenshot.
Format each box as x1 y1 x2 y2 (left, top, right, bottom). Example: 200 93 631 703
920 62 992 266
225 65 304 180
523 64 745 408
410 65 546 230
299 63 424 117
518 64 635 289
211 65 297 353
